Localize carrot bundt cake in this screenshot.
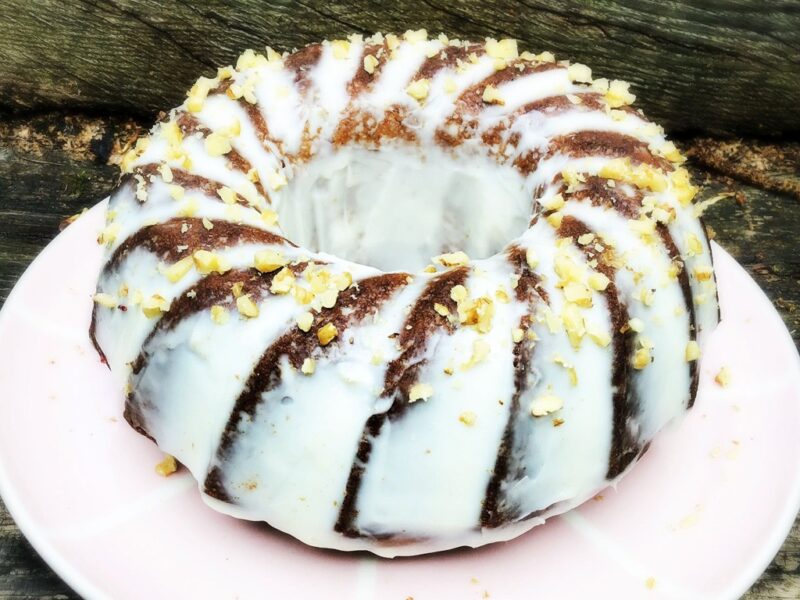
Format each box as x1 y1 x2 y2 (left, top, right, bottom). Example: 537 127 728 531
90 31 718 556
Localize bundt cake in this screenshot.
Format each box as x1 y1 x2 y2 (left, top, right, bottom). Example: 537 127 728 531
90 31 718 556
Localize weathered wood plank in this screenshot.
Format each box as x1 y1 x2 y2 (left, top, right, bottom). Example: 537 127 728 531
0 1 798 135
0 114 137 306
746 516 800 600
0 498 78 599
687 138 800 201
0 114 798 597
692 153 800 343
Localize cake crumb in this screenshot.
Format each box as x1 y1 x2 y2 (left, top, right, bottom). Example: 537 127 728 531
645 577 656 590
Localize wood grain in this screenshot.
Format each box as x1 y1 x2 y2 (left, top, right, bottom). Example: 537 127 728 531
0 500 78 600
0 112 798 598
0 1 798 135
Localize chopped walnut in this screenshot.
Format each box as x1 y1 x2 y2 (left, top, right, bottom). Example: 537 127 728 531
236 294 260 318
363 54 379 74
254 249 289 273
715 366 731 387
164 256 194 283
317 323 338 346
406 79 430 101
155 454 178 477
301 357 316 375
93 293 118 309
296 311 314 332
685 340 701 362
459 411 477 426
409 382 433 403
482 84 504 105
205 132 232 156
530 393 563 417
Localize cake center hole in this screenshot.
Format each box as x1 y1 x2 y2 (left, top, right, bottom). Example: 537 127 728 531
275 145 532 272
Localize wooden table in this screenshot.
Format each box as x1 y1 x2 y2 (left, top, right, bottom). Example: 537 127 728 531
0 1 798 597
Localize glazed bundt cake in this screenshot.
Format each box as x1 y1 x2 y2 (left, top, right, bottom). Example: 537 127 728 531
90 31 718 556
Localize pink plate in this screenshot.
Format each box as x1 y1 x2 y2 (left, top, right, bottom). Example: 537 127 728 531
0 201 798 600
